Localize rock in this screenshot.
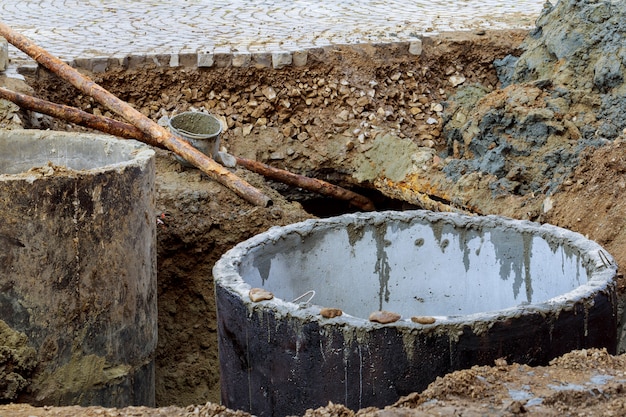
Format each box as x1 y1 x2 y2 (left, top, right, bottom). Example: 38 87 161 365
356 96 370 107
542 196 554 213
215 151 237 168
262 86 277 100
242 124 253 136
337 109 350 121
411 316 436 324
320 308 343 319
281 125 293 137
369 310 401 324
249 288 274 302
449 75 466 87
409 39 423 56
272 52 292 69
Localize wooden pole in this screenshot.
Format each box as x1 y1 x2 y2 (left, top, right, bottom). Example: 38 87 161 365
0 87 155 144
0 21 271 207
0 87 376 211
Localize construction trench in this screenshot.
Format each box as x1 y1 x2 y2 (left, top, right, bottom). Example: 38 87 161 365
2 0 626 415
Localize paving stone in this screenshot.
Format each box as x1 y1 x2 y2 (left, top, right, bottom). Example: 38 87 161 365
272 51 292 69
197 52 214 68
409 40 423 56
232 52 251 67
0 1 544 69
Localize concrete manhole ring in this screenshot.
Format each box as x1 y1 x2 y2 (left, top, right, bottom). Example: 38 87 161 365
214 210 618 417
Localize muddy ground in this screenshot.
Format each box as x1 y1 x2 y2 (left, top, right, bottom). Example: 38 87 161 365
2 0 626 414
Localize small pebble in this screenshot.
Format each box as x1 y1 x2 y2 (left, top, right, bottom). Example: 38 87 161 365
249 288 274 302
369 310 401 324
494 357 508 367
411 316 436 325
320 307 343 318
449 75 466 87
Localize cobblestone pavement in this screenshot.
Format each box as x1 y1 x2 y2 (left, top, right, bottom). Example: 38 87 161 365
1 0 544 64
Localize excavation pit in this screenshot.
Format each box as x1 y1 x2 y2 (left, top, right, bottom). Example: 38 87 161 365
8 22 626 415
214 210 618 417
0 129 157 407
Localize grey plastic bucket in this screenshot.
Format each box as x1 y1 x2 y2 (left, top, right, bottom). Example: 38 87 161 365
168 112 222 166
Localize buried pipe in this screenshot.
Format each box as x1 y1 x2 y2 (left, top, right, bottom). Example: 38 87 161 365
0 87 376 211
0 21 271 207
233 156 375 211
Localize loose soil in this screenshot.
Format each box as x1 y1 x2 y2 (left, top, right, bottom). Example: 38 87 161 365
1 4 626 415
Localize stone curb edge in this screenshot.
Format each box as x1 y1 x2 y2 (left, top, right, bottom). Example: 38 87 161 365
6 39 425 75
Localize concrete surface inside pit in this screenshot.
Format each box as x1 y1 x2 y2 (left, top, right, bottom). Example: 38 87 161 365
0 129 152 174
235 211 609 319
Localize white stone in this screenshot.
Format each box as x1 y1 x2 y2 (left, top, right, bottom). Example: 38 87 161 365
272 51 292 69
197 52 214 68
293 50 308 67
232 52 251 67
543 196 554 213
449 75 466 87
169 54 180 67
409 40 423 56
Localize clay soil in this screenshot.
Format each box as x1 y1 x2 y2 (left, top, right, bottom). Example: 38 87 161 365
2 28 626 416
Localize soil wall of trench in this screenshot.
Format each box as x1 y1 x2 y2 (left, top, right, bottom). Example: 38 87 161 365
1 1 626 413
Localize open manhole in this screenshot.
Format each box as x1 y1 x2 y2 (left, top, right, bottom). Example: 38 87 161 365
0 129 157 406
213 210 618 417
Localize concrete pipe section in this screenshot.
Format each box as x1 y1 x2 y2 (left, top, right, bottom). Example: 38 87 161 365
0 129 157 407
214 211 618 417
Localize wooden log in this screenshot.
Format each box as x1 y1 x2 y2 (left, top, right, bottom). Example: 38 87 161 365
0 21 271 207
0 87 376 211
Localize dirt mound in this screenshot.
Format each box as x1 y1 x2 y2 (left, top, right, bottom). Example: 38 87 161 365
442 0 626 198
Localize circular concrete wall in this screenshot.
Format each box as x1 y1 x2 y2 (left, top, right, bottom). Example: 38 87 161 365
0 129 157 407
214 211 618 417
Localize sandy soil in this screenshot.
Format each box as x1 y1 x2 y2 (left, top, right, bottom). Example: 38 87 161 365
1 10 626 416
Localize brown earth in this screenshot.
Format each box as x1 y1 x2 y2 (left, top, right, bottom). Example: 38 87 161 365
1 27 626 416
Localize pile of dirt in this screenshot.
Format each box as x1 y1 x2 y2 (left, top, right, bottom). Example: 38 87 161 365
4 348 626 416
443 0 626 197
